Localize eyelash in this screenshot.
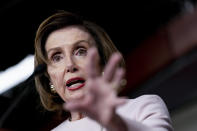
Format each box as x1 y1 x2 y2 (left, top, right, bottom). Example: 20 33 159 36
75 47 87 56
51 52 62 62
50 47 87 63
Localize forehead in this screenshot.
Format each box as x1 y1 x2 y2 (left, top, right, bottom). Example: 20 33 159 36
45 26 94 50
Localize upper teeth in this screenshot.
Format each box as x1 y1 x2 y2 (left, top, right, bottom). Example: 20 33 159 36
67 80 84 87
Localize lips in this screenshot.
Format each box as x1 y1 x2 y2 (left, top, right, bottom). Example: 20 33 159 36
66 77 85 91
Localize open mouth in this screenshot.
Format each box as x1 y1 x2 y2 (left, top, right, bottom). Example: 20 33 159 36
66 77 85 91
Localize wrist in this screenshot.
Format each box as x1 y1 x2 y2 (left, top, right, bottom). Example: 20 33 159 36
106 112 128 131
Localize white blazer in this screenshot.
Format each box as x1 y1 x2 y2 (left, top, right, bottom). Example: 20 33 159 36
52 95 173 131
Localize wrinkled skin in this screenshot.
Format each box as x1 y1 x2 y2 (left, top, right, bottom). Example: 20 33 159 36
64 48 128 131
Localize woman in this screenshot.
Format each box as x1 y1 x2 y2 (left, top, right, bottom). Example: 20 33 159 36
34 10 173 131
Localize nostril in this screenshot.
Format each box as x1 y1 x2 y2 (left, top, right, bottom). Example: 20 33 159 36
73 67 78 72
67 66 78 72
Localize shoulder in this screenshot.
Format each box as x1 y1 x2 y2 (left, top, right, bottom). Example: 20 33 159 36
116 96 173 130
130 94 167 107
130 94 162 101
133 95 168 112
120 94 167 109
51 120 68 131
117 95 171 121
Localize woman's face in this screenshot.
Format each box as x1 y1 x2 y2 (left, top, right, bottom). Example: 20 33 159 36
45 26 97 102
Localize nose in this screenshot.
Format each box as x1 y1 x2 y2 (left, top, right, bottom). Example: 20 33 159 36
66 57 78 73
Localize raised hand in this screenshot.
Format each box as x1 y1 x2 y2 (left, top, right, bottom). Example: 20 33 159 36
64 47 127 128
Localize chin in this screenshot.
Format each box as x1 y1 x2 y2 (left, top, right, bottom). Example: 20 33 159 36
65 89 85 101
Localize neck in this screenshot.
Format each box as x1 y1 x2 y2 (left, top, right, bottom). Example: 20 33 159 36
70 112 85 121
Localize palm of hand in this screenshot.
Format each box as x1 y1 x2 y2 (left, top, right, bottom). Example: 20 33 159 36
64 48 126 126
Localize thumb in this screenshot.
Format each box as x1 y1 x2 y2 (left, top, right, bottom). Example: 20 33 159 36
114 97 128 107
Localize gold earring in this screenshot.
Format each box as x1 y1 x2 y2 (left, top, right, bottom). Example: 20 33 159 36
120 79 127 87
50 84 57 93
112 79 127 93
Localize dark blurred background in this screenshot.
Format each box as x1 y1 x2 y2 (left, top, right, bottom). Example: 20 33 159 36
0 0 185 70
1 0 197 130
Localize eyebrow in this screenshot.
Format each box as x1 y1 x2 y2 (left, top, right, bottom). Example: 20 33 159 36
46 40 91 55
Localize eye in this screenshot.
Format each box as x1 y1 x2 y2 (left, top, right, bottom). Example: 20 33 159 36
75 47 87 56
51 52 63 63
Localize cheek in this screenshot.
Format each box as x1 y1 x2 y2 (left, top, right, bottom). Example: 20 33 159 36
77 56 102 73
47 66 64 88
75 57 88 68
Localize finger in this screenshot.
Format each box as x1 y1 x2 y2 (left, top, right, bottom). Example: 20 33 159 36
112 68 125 86
103 53 122 82
85 80 99 94
86 47 100 79
113 97 127 107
